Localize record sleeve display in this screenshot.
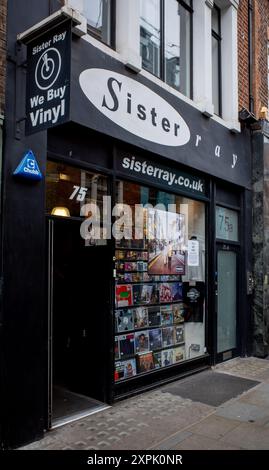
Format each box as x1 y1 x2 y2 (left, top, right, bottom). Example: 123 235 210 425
173 345 185 363
115 359 137 382
149 328 162 350
173 303 185 324
161 349 174 367
134 307 148 329
118 333 135 358
148 306 161 327
116 284 133 308
160 305 173 326
162 327 174 347
114 248 187 381
137 352 155 373
153 351 162 369
174 325 185 345
115 309 134 333
135 331 150 353
115 336 120 360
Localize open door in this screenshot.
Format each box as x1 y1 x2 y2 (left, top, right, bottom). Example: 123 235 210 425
48 217 112 427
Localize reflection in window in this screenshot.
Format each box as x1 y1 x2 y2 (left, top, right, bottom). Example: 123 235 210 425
46 161 108 219
140 0 161 78
140 0 192 97
165 0 191 96
83 0 113 46
212 5 222 116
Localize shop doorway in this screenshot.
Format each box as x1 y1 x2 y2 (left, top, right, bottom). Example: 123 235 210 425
48 217 112 427
216 247 239 362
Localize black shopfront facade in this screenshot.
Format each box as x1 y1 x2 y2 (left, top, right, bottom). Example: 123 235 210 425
1 7 253 449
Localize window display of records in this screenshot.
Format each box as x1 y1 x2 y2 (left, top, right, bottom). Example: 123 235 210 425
114 248 189 382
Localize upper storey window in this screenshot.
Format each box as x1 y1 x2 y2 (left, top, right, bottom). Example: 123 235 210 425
140 0 193 98
83 0 114 47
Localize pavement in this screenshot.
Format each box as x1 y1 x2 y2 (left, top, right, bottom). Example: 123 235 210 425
21 357 269 450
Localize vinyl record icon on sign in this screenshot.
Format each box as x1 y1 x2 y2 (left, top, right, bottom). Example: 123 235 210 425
35 48 61 90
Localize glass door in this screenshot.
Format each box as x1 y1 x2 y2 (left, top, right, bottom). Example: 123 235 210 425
216 248 238 361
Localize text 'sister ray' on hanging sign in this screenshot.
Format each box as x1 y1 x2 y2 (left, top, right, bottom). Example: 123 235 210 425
13 150 43 181
25 21 71 135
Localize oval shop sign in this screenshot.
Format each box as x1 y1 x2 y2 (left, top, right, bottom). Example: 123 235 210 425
79 69 190 147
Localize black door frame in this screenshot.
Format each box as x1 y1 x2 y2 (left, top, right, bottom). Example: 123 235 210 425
46 176 115 428
215 243 240 364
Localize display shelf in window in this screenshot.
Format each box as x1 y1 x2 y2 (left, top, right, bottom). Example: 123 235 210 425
116 250 149 261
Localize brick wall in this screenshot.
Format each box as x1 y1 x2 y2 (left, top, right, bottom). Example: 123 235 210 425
238 0 250 112
252 0 269 118
0 0 7 116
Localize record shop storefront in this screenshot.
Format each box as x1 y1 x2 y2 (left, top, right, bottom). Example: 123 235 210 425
3 19 252 447
43 31 253 428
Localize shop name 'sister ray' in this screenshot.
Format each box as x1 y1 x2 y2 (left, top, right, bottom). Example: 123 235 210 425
79 69 191 146
102 77 181 137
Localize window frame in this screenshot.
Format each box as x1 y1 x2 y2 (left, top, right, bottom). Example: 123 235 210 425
85 0 116 49
211 4 222 117
140 0 193 98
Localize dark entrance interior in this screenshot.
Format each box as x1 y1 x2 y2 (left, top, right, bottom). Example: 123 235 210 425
48 217 112 426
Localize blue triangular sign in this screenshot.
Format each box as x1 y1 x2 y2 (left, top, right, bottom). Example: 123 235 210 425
13 150 42 181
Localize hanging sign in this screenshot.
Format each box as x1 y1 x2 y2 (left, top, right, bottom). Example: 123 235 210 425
13 150 42 181
25 20 71 135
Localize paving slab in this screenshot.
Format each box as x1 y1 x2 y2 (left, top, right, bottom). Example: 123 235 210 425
215 401 269 424
239 383 269 408
220 422 269 450
174 434 241 450
185 414 241 440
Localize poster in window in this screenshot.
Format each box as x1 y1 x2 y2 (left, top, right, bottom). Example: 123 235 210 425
148 209 186 275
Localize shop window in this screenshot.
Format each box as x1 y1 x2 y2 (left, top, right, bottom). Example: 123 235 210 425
46 161 108 220
212 5 222 116
140 0 193 97
83 0 114 46
114 180 206 382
